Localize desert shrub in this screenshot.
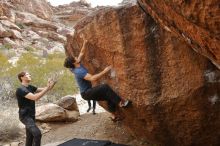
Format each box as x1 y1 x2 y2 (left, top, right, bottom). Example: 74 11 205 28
0 44 13 50
0 45 17 60
0 52 10 68
24 45 36 51
0 104 23 142
16 23 25 29
0 77 16 101
0 53 14 100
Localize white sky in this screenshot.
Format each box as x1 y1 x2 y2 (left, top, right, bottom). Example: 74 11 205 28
47 0 123 7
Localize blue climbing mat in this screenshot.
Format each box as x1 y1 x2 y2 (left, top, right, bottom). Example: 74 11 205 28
58 138 128 146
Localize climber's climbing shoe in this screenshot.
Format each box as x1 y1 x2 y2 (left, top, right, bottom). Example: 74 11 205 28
120 100 132 108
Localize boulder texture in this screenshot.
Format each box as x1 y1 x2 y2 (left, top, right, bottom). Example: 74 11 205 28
36 103 66 122
138 0 220 68
56 95 79 111
65 2 220 146
0 0 91 52
36 103 79 122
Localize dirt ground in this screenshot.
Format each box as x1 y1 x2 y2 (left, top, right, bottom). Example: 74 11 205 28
1 95 150 146
41 95 150 146
41 112 149 146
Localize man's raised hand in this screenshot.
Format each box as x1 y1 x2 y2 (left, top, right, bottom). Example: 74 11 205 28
80 33 85 39
104 65 112 73
47 79 57 90
80 33 88 43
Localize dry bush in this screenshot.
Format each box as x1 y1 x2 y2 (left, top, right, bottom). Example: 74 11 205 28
0 52 78 102
0 104 23 142
0 77 16 101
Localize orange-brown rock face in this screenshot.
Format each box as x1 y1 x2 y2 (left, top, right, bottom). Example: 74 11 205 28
66 3 220 146
138 0 220 68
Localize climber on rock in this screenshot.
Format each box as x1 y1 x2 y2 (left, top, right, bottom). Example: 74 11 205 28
64 34 131 122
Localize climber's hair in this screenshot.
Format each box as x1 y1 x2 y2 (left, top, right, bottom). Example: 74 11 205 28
64 57 76 68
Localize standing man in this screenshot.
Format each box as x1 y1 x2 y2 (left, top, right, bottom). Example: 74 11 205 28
16 71 56 146
64 34 131 121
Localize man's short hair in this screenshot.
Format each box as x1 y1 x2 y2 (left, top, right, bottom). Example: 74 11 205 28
17 71 26 82
64 57 75 68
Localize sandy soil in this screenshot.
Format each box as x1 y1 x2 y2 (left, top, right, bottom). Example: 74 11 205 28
42 112 148 146
1 95 150 146
42 95 149 146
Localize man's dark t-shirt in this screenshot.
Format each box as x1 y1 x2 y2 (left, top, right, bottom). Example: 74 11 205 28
16 85 37 118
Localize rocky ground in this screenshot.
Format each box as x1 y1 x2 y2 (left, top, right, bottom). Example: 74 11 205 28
42 113 148 146
1 94 149 146
41 94 149 146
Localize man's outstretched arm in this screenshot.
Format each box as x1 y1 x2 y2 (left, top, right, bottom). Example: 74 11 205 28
77 34 88 62
25 80 56 101
84 66 112 82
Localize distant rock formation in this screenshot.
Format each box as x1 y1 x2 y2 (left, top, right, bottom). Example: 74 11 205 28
10 0 53 20
0 0 93 58
52 0 94 26
66 1 220 146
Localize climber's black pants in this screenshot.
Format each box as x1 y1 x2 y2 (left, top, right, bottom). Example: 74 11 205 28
19 116 42 146
81 84 121 112
88 100 96 109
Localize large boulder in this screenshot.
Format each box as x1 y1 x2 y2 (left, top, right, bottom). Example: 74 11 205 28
56 95 79 111
36 103 79 122
138 0 220 69
65 110 80 122
66 2 220 146
36 103 66 122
